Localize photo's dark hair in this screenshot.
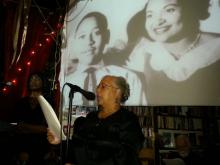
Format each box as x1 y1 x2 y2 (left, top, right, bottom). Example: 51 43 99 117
75 12 108 33
126 9 149 57
179 0 210 20
178 0 210 31
74 11 110 57
115 76 130 103
127 10 148 46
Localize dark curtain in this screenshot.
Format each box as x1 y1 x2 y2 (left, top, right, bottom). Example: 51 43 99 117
0 0 66 121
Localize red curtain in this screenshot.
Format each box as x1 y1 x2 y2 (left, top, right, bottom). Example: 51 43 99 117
0 1 64 120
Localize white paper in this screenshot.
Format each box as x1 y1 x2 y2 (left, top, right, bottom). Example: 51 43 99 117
37 95 66 140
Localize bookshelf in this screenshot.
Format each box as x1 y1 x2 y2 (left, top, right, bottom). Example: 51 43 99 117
127 106 220 165
124 106 155 165
153 106 206 164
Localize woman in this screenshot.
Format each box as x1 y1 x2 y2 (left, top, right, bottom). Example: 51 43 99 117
126 0 220 105
13 73 50 165
48 75 145 165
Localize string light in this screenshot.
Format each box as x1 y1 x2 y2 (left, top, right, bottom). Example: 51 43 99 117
31 50 36 55
2 8 65 94
27 61 31 66
46 37 51 42
12 79 17 85
17 67 22 72
2 87 7 92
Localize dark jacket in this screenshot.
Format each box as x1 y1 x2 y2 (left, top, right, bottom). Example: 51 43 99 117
66 108 145 165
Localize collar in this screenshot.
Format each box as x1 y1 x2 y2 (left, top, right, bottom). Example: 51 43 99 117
149 37 220 81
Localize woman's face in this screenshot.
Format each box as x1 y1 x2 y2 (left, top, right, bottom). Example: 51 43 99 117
28 75 43 98
96 76 121 107
145 0 183 42
74 16 104 65
29 75 42 91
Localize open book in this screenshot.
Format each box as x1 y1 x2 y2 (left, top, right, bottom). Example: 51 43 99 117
37 95 66 140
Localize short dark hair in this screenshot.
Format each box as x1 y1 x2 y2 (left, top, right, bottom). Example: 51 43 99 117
75 12 108 34
115 76 130 103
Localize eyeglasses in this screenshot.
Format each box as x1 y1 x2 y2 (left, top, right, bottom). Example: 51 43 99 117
97 83 119 90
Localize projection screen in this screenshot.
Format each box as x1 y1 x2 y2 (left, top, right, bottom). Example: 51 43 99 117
60 0 220 107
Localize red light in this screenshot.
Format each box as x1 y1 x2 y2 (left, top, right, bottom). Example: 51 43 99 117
27 61 31 66
12 79 17 84
31 50 36 55
2 87 7 92
46 38 50 42
38 43 42 47
17 67 22 72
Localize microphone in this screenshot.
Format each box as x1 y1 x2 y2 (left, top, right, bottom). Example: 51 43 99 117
66 83 96 100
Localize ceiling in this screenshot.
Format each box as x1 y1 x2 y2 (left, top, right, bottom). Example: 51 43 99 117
2 0 68 11
31 0 68 10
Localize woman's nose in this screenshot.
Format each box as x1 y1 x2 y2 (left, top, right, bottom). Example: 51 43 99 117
88 34 95 45
155 14 165 26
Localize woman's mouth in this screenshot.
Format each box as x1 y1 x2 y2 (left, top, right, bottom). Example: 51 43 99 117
153 25 170 34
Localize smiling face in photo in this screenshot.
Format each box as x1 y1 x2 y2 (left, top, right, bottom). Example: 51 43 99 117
74 16 104 65
145 0 184 42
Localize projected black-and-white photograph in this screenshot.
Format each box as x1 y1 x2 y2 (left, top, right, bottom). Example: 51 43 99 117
60 0 220 107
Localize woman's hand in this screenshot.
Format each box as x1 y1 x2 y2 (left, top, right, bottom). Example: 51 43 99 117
47 128 61 145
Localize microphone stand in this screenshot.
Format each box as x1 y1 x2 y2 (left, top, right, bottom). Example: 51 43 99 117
65 89 74 161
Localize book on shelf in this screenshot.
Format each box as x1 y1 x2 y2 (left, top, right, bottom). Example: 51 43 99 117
158 116 188 130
